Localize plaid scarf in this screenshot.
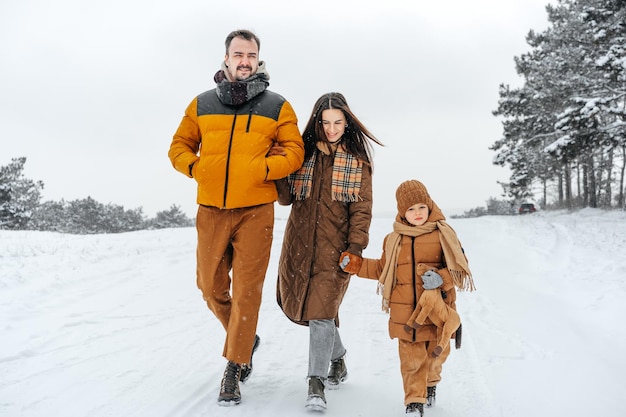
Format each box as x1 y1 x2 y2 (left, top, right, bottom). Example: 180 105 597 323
289 147 363 202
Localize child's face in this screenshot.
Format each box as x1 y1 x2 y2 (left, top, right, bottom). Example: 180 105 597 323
404 203 429 226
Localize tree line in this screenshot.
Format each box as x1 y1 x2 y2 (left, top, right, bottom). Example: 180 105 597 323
5 1 624 227
0 157 193 233
491 0 625 210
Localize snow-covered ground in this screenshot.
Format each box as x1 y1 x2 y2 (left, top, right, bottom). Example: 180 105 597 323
2 208 625 417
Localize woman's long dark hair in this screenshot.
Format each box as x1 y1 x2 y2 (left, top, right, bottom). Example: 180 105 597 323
301 92 383 165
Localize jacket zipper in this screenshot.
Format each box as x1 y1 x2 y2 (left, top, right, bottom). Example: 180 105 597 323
223 114 237 208
246 108 253 132
411 236 417 342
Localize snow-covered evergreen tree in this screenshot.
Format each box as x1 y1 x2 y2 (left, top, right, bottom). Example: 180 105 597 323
148 205 194 229
0 157 43 229
492 0 626 209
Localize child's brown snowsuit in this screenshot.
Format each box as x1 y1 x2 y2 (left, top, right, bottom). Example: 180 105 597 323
406 289 461 358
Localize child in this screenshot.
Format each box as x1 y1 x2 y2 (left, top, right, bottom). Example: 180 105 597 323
340 179 474 416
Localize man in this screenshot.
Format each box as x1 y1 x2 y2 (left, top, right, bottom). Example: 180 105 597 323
168 29 304 406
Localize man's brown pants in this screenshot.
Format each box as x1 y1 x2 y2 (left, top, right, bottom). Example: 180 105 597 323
196 203 273 364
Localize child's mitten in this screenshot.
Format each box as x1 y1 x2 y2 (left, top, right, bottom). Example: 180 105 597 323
422 270 443 290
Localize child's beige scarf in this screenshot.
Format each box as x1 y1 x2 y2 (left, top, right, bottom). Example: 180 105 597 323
377 216 475 312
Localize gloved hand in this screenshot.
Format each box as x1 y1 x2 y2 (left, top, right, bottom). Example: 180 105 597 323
338 251 362 274
421 270 443 290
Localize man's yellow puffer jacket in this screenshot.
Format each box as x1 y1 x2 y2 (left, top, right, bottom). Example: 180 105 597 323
169 89 304 209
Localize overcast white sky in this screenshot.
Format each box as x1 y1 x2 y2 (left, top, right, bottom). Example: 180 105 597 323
0 0 554 218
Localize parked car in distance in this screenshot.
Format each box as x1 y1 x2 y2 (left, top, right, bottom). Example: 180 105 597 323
518 203 536 214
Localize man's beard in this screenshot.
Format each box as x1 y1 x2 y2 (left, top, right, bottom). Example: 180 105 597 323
235 66 254 81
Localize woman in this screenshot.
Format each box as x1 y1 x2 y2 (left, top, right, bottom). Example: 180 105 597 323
275 92 383 412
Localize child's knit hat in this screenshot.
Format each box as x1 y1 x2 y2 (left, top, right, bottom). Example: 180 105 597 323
396 180 433 215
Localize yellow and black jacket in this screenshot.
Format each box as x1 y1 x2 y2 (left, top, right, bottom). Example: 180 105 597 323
169 87 304 209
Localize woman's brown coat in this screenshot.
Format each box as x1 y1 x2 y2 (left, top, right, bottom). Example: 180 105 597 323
358 230 458 342
276 148 372 326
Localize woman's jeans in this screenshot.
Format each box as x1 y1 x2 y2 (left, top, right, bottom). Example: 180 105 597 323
308 319 346 379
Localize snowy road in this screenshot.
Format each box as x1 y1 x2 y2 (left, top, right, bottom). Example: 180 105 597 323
2 209 625 417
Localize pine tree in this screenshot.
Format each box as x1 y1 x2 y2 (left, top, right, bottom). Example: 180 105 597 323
492 0 626 209
0 157 43 229
149 205 194 229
